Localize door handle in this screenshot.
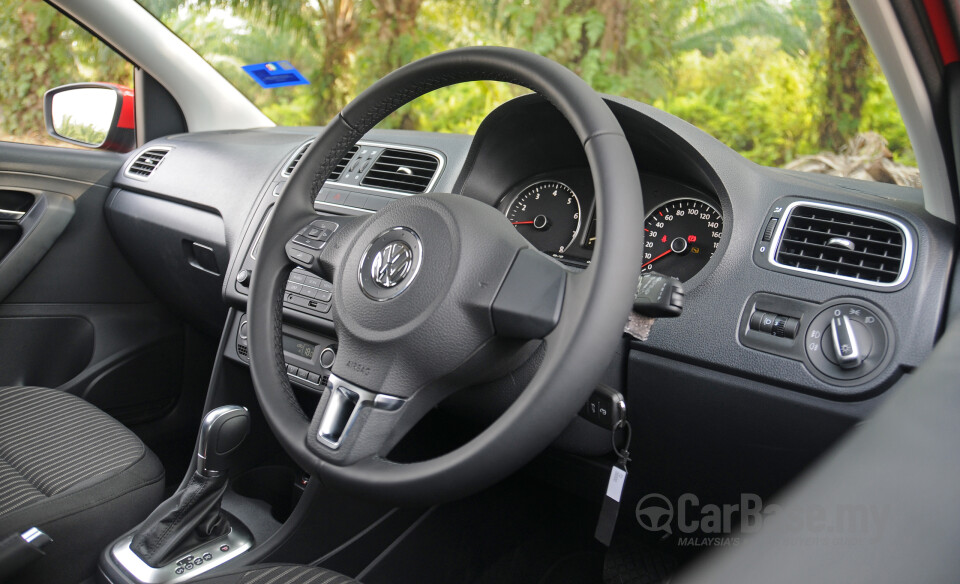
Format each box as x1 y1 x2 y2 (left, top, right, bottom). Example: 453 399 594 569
0 207 26 223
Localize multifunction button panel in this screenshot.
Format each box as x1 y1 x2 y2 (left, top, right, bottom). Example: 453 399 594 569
285 218 339 271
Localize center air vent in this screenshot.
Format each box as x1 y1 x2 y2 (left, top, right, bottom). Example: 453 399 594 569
360 148 440 193
283 141 358 180
125 147 170 179
771 202 911 287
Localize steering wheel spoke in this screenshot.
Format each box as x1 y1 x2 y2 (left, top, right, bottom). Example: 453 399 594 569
491 248 569 340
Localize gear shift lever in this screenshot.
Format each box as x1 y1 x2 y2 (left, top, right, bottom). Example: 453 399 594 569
128 406 250 568
196 406 250 477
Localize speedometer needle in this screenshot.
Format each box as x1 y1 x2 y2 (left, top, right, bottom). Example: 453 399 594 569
641 249 672 268
511 221 535 225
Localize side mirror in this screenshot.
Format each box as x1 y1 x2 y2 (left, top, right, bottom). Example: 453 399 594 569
43 83 135 152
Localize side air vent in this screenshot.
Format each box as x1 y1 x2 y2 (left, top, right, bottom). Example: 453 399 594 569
771 202 911 286
282 141 312 177
125 147 170 179
361 148 440 193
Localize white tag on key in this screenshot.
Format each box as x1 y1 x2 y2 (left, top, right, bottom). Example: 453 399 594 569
605 466 627 502
595 465 628 545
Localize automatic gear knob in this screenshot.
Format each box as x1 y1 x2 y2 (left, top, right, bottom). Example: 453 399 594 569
196 405 250 477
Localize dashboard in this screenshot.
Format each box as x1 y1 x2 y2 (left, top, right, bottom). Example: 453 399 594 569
103 93 955 467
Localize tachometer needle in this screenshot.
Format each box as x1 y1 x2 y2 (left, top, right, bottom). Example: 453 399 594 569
641 249 672 268
512 221 535 225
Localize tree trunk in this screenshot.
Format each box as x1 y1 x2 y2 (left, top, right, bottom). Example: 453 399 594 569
818 0 869 152
312 0 362 122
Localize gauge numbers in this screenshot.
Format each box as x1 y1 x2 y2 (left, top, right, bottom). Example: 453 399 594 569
505 181 582 255
641 198 722 282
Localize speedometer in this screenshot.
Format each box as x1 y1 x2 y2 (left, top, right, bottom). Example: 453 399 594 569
505 181 582 255
641 198 722 281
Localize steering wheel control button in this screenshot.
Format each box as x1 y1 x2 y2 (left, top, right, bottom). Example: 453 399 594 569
293 234 323 249
358 227 423 301
283 268 335 320
805 302 889 382
286 245 316 266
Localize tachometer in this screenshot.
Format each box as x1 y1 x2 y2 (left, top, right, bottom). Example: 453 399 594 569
641 198 722 281
505 181 582 255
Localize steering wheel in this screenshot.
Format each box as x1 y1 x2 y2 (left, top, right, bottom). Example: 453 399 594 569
247 47 644 505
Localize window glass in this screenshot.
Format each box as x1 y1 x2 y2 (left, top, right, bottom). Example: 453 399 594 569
0 0 133 147
137 0 917 186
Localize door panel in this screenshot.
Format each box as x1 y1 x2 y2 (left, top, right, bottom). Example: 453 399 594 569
0 142 185 425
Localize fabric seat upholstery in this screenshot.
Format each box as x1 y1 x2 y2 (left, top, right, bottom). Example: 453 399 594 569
0 386 165 583
195 564 359 584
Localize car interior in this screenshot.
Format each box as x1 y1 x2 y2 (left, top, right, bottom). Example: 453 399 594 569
1 0 959 583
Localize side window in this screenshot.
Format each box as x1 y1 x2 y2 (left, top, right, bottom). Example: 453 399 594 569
0 0 133 148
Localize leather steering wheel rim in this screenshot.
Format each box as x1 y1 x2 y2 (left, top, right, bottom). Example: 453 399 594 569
247 47 644 505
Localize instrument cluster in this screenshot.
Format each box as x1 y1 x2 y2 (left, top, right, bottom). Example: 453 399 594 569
499 170 724 282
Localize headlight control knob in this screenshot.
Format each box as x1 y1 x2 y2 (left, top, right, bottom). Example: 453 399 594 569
805 302 889 382
826 314 870 369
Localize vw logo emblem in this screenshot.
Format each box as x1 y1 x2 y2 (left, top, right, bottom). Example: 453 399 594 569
370 241 413 288
359 227 422 301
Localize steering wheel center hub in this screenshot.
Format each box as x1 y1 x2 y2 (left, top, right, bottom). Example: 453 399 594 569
359 227 423 300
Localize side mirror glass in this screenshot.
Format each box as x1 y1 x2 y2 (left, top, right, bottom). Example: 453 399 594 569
43 83 135 152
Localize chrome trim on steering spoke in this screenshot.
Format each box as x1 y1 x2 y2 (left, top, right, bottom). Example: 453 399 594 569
317 374 405 449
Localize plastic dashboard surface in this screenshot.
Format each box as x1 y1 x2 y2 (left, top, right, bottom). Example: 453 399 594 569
108 95 954 402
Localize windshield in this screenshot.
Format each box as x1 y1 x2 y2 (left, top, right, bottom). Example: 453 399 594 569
136 0 918 187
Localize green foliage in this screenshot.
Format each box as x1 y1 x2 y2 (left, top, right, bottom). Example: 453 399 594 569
657 38 818 166
0 0 131 139
0 0 917 170
861 70 916 166
56 114 107 145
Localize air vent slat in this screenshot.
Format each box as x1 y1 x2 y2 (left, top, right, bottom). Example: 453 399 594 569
328 145 359 181
364 170 432 183
361 148 440 194
778 237 900 261
282 142 360 179
773 203 909 286
126 148 170 178
782 227 903 253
